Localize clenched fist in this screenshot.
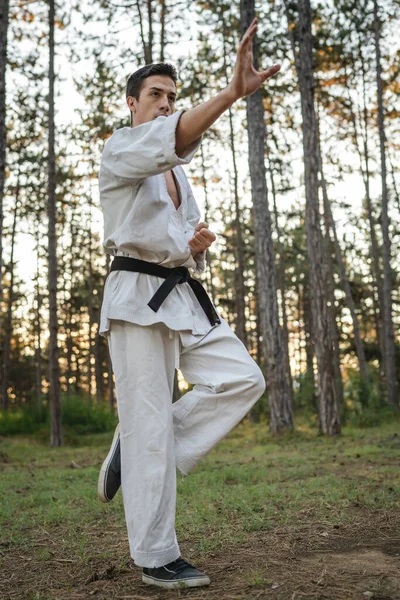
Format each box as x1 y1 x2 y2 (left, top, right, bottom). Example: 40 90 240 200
188 222 216 256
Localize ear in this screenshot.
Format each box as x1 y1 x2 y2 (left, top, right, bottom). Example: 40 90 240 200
126 96 137 113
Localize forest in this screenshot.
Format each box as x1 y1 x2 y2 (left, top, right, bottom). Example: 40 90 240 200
0 0 399 444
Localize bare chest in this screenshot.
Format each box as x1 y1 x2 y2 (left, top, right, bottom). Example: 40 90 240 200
164 170 181 211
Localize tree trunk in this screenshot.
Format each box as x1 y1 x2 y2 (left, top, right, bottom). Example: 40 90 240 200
105 254 115 410
319 154 369 385
94 330 105 401
1 174 19 408
147 0 153 63
322 203 344 413
373 0 398 408
65 220 74 397
87 216 94 401
221 20 247 347
160 0 166 62
296 0 340 434
356 44 385 373
199 142 216 304
48 0 62 446
240 0 293 434
302 279 317 412
0 0 10 408
266 136 293 407
34 229 43 407
136 0 152 64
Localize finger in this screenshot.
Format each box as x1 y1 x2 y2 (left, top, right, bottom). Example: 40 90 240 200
195 229 216 242
189 239 207 251
259 64 281 82
240 26 257 50
190 233 214 246
195 222 209 231
240 20 257 47
190 234 203 246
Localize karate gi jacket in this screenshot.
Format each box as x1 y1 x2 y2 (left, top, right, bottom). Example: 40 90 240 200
98 109 218 340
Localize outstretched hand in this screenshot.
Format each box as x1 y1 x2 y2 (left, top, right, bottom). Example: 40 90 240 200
227 17 280 100
188 222 216 256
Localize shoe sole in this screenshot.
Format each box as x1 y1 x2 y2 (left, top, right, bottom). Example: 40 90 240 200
142 573 210 589
97 424 120 503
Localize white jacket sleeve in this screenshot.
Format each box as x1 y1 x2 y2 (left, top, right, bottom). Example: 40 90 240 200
101 109 201 185
184 180 206 275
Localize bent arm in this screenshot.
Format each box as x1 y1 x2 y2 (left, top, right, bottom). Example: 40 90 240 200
176 17 280 157
175 88 237 157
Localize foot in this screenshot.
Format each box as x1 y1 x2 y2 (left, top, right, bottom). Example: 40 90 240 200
142 557 211 589
97 424 121 502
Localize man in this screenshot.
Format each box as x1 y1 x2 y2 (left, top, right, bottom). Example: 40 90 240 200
97 18 280 589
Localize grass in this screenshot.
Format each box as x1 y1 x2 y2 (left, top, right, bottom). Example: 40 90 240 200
0 418 399 599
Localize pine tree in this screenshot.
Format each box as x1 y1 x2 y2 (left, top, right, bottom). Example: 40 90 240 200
240 0 293 434
48 0 62 446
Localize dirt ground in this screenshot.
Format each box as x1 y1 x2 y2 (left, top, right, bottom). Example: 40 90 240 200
1 507 399 600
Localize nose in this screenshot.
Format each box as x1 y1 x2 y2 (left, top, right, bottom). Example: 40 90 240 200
159 94 170 113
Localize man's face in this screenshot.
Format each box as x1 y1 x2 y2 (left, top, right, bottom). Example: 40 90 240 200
127 75 177 126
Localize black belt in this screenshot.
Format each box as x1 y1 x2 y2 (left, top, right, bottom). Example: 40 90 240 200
110 256 221 327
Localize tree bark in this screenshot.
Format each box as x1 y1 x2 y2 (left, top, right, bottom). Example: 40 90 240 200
0 0 10 408
302 279 317 412
94 330 105 401
1 173 19 408
147 0 153 64
160 0 166 62
319 155 369 385
222 21 247 347
87 215 94 401
357 43 385 372
199 142 216 304
373 0 398 408
136 0 152 64
322 201 344 413
65 219 74 397
105 254 115 410
48 0 62 446
240 0 293 434
266 136 293 407
344 57 385 375
296 0 340 434
34 228 43 408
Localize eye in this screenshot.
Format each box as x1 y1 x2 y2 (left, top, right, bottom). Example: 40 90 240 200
151 91 159 96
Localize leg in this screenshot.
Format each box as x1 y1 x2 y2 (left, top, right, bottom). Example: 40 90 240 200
173 318 266 475
108 319 179 568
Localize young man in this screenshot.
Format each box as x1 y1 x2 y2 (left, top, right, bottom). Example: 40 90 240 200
97 18 280 589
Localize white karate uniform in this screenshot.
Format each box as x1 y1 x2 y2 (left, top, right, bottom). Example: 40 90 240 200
98 110 266 568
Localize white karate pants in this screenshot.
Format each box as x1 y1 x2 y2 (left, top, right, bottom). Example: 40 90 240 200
108 317 266 568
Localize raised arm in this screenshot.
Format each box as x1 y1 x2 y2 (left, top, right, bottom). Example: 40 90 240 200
175 18 280 156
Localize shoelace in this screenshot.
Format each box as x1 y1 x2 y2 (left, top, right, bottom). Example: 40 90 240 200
166 557 194 573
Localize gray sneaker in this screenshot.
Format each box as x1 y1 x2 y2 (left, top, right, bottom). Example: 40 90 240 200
97 424 121 502
142 557 211 589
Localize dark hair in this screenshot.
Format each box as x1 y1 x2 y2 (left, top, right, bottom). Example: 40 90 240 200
126 63 178 100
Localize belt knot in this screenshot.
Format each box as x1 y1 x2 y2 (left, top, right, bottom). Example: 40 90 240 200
174 266 191 283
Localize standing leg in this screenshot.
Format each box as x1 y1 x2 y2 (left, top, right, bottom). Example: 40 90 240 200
173 318 266 475
108 319 180 568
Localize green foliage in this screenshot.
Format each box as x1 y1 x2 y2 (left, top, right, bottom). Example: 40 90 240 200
342 369 397 427
0 396 116 437
60 396 117 435
0 403 47 436
293 371 317 413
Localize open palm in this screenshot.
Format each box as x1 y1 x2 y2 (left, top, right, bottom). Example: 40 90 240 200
229 18 280 99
